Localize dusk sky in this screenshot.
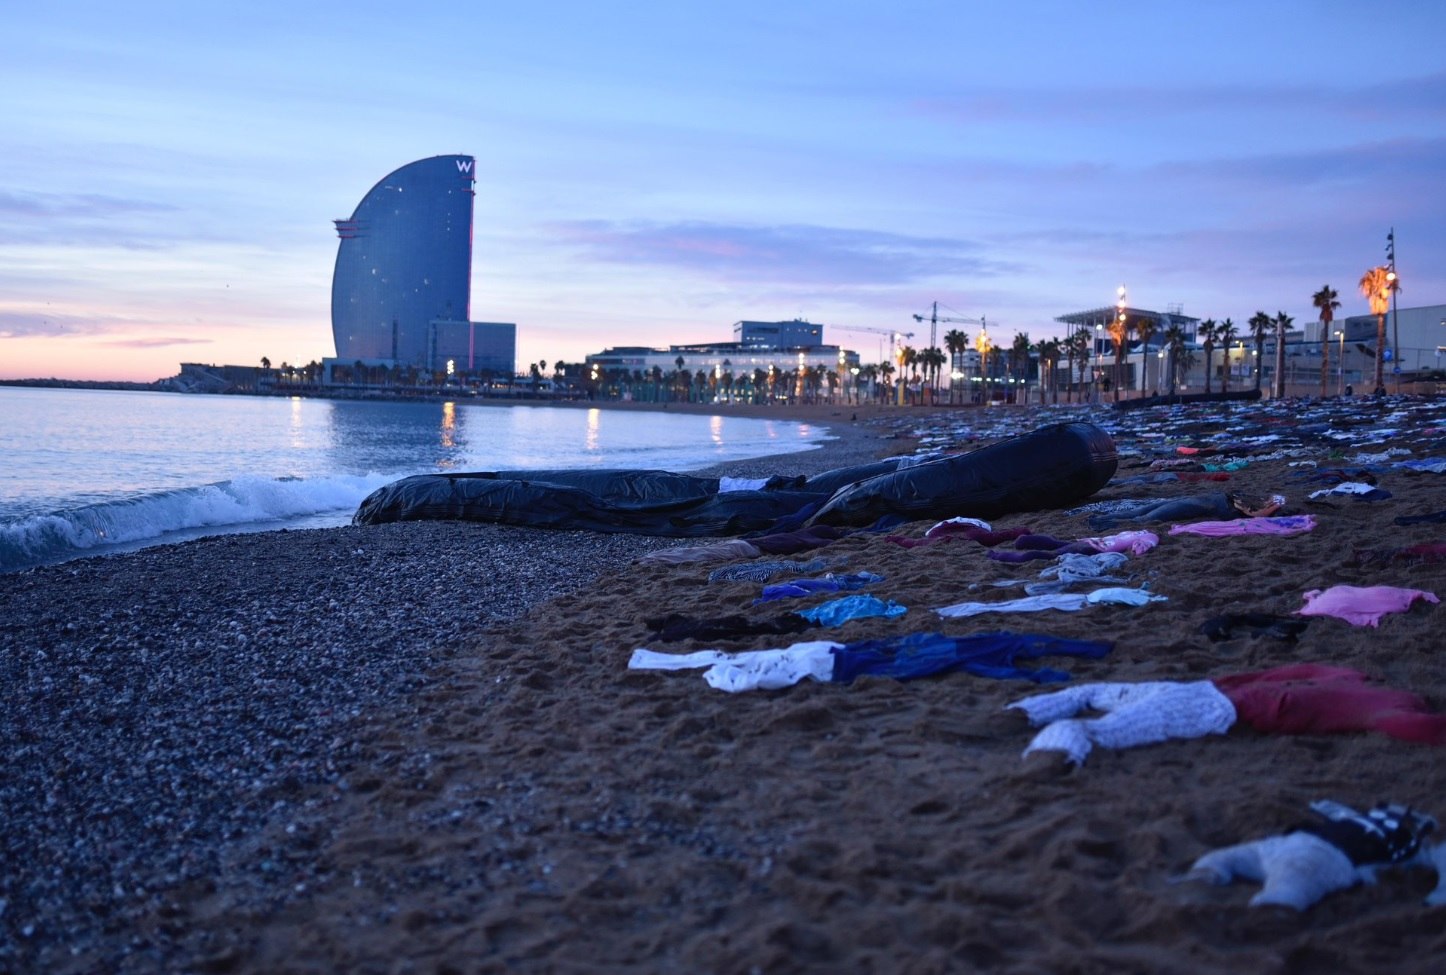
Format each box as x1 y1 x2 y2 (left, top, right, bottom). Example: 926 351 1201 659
3 1 1444 382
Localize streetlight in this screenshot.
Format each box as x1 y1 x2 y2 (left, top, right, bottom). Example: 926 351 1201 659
1335 330 1345 395
1387 229 1400 390
1116 285 1127 396
1094 322 1103 402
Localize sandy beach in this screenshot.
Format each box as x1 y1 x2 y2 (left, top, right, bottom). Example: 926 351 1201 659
4 395 1445 974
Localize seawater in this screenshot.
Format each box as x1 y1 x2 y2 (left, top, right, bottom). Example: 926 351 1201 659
0 387 830 573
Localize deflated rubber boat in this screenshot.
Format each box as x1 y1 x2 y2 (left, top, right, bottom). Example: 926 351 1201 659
352 421 1118 536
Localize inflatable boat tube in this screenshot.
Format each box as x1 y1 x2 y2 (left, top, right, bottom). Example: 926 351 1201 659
805 421 1117 527
352 421 1117 536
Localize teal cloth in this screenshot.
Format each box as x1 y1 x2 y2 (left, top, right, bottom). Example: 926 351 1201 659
797 594 907 626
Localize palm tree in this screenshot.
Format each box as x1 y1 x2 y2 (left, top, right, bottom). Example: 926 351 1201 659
1198 319 1218 394
1162 324 1187 395
1037 338 1062 404
1312 284 1341 398
1267 311 1292 398
1217 318 1238 393
898 346 919 402
1135 316 1159 395
1069 327 1091 403
943 329 968 403
921 347 947 399
1359 267 1393 394
1247 312 1271 393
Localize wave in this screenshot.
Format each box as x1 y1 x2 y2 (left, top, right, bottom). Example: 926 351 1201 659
0 472 398 573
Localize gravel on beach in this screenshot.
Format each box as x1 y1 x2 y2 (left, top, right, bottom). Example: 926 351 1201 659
0 410 894 974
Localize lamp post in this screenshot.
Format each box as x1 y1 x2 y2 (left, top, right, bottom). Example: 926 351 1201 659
1115 285 1126 399
1094 322 1103 402
1387 229 1400 391
1335 330 1345 395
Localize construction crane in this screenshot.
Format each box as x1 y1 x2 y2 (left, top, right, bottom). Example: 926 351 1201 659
913 301 987 351
830 324 915 363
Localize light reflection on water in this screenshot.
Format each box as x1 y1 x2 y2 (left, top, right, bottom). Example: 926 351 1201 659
1 387 829 520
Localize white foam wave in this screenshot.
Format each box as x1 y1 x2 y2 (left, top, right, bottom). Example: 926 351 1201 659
0 472 398 573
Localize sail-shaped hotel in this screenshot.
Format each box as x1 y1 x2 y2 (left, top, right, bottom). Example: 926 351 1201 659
328 155 515 379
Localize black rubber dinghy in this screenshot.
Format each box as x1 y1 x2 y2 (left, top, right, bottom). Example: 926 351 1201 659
352 421 1117 536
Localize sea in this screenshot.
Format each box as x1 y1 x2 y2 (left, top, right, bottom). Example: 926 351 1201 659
0 387 831 574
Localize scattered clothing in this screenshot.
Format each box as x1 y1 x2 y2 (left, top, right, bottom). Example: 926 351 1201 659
644 612 817 643
986 530 1159 563
936 592 1089 618
1086 492 1281 531
1395 458 1446 474
1038 551 1131 584
1216 664 1446 744
1296 585 1438 627
1009 680 1237 764
629 631 1115 692
629 642 839 691
1199 613 1311 642
1179 801 1440 910
639 539 762 565
747 524 853 555
1347 542 1446 566
795 594 907 626
1167 515 1316 537
887 519 1030 549
1008 664 1446 764
754 572 884 604
935 587 1165 619
1306 482 1393 501
831 631 1113 686
708 558 831 583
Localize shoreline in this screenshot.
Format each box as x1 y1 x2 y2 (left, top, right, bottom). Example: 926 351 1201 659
0 406 912 974
4 394 1444 973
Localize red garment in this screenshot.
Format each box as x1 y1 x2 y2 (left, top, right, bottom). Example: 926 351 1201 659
1213 664 1446 746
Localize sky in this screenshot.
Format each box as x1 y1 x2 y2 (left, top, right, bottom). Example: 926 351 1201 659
2 0 1444 382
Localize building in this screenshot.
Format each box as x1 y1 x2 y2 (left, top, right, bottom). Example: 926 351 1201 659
327 154 515 379
1054 304 1200 394
583 319 862 402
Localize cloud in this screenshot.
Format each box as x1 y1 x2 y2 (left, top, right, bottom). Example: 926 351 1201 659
0 310 212 343
0 311 97 338
0 189 201 249
0 190 179 219
551 220 1022 286
910 71 1446 125
98 336 213 349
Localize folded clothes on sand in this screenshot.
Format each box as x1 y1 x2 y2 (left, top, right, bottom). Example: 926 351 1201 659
754 572 884 603
1296 584 1439 627
795 594 907 626
1168 515 1316 537
1198 613 1311 642
630 631 1114 692
1009 663 1446 765
644 612 818 643
1178 800 1443 910
935 586 1165 619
